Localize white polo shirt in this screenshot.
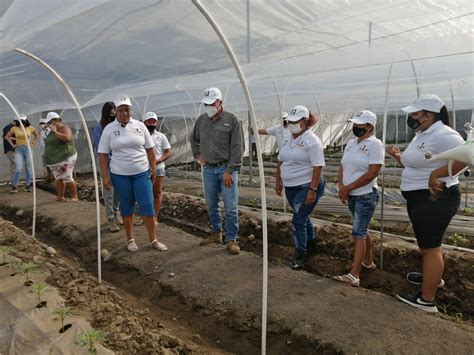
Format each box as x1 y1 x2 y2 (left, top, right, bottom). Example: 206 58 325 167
266 125 290 149
400 120 465 191
98 118 155 176
151 131 171 170
341 135 384 196
278 130 325 187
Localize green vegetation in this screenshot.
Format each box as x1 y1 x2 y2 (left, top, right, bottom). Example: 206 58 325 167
31 283 48 305
0 245 11 264
448 233 469 247
54 306 72 330
329 214 341 223
20 262 37 284
76 329 106 354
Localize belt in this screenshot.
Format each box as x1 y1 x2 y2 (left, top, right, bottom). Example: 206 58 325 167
205 160 228 167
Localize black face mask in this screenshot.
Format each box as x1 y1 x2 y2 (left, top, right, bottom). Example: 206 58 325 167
407 116 421 130
146 125 156 134
352 126 367 137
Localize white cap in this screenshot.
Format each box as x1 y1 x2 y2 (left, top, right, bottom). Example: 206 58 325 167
402 94 445 114
200 87 222 105
114 96 132 107
143 112 158 121
281 112 289 119
39 118 47 125
350 110 377 126
18 114 27 121
44 111 60 124
287 105 309 122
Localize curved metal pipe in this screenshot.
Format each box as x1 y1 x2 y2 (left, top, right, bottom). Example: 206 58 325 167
191 2 269 353
379 63 394 271
14 48 103 283
0 93 37 239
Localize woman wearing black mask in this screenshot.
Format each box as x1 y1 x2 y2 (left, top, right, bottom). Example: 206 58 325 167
92 102 122 232
334 110 384 287
387 94 466 313
143 112 172 224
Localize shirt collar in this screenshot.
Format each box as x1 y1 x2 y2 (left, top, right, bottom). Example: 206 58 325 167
417 120 443 136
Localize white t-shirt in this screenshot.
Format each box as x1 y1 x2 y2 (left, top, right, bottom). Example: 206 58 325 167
278 130 325 187
400 120 465 191
341 136 384 196
98 118 155 176
151 131 171 170
266 125 290 149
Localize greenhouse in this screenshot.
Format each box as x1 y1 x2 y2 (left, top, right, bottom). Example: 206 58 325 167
0 0 473 354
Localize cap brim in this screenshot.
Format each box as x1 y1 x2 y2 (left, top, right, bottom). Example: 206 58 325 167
401 105 421 113
201 98 216 105
349 117 368 125
287 114 306 122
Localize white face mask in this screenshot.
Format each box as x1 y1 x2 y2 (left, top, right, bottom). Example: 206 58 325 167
204 105 218 118
288 123 303 134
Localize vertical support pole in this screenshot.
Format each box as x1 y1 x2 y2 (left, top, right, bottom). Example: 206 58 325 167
192 2 269 353
14 48 103 283
0 93 37 239
379 63 394 271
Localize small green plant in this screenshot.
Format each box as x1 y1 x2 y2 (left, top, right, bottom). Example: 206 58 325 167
8 260 20 275
247 198 258 206
368 218 378 229
329 213 341 223
454 312 463 322
0 245 11 264
462 207 472 213
20 262 37 285
31 283 48 307
448 233 468 247
438 302 452 315
54 306 72 331
76 329 106 354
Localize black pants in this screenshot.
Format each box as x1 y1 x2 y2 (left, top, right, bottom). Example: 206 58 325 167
402 185 460 248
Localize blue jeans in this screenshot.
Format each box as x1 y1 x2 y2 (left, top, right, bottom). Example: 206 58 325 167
203 164 239 241
285 177 325 253
110 170 154 217
12 145 32 187
348 188 379 238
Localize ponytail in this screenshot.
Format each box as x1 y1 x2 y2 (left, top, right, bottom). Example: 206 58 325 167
435 106 452 127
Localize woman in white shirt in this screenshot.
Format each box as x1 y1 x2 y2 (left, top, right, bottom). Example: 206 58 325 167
275 105 326 270
387 94 466 313
142 112 172 224
98 97 167 252
333 110 384 287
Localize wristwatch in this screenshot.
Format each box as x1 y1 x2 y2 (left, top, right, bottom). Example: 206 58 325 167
309 186 317 192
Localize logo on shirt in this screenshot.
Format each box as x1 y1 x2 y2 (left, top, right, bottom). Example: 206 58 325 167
133 128 144 135
113 130 121 136
416 142 426 150
359 144 368 153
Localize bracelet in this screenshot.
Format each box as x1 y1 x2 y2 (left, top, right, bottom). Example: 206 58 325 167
309 186 317 192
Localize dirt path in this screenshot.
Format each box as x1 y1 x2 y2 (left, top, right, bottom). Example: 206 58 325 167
1 187 474 354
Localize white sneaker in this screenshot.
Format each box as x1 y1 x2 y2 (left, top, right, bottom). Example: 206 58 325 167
115 213 124 225
127 239 139 252
151 239 168 251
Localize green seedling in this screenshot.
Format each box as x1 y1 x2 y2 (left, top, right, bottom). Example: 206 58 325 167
54 306 72 332
448 233 468 247
329 214 341 223
31 283 48 307
462 207 472 213
20 262 37 286
0 245 11 264
368 218 378 229
76 329 106 354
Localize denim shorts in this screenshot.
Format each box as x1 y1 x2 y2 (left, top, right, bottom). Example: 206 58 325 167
348 188 379 239
156 168 165 177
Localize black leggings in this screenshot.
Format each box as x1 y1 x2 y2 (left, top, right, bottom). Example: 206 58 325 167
402 185 460 249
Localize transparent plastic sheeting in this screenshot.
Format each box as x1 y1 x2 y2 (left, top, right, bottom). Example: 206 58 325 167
0 1 473 170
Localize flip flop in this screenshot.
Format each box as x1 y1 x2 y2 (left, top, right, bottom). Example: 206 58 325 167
151 239 168 251
362 261 377 270
333 273 360 287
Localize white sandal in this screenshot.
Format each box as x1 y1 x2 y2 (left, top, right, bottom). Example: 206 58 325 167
151 239 168 251
333 273 360 287
127 239 139 252
362 261 377 270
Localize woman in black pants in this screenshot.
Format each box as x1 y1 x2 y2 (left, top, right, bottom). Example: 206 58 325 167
387 94 467 313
